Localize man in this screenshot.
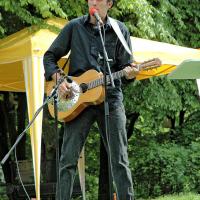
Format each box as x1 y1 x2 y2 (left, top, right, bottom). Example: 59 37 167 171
43 0 137 199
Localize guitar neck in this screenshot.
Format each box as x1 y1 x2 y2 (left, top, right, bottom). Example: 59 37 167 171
87 70 125 90
86 59 159 90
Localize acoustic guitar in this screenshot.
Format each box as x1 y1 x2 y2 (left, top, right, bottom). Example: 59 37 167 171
47 58 161 122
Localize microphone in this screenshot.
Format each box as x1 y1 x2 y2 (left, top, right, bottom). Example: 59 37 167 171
89 7 103 25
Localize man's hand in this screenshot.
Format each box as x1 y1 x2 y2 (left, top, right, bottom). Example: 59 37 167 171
123 63 139 79
52 72 72 99
58 81 72 99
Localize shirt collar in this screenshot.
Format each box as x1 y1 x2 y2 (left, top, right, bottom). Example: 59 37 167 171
83 14 112 29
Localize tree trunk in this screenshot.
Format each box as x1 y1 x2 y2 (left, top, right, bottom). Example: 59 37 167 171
0 92 17 200
127 113 139 140
0 92 27 200
3 92 17 148
0 100 12 183
16 92 27 160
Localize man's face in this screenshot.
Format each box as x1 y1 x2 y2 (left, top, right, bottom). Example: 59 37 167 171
88 0 113 19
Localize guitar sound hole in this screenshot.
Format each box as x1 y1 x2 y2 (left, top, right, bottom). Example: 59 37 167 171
80 83 88 93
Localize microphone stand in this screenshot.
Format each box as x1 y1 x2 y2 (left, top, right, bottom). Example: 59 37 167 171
54 72 61 200
96 20 116 200
1 77 65 198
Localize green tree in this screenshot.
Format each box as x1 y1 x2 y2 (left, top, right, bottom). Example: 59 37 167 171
1 0 200 48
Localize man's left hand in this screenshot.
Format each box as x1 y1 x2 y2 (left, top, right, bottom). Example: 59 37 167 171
123 63 139 79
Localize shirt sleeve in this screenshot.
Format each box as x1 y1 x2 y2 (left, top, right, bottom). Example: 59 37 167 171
43 21 73 81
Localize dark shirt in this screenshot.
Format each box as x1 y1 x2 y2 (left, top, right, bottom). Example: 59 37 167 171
43 15 133 107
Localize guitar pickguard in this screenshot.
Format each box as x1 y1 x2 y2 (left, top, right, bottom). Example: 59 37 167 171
50 80 81 112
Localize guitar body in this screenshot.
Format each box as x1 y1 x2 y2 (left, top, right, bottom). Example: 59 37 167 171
47 70 105 122
46 58 161 122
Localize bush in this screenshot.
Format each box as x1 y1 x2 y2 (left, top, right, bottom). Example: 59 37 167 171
129 138 200 199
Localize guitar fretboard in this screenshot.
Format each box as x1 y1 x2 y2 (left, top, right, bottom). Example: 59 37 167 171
87 70 125 89
86 58 159 90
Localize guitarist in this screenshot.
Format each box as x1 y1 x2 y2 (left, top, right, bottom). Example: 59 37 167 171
43 0 138 199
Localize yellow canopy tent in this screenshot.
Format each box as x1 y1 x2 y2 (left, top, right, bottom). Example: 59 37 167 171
132 37 200 80
0 18 71 200
0 17 200 200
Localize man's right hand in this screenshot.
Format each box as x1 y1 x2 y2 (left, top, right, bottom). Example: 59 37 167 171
52 72 72 99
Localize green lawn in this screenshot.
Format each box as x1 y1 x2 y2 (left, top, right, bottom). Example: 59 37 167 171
147 193 200 200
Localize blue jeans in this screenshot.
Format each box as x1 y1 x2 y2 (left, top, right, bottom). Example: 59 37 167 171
57 103 134 200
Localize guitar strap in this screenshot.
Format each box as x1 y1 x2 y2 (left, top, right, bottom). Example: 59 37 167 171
108 17 132 55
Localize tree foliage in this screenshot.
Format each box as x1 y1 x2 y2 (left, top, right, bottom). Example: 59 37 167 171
0 0 200 47
123 77 200 198
111 0 200 47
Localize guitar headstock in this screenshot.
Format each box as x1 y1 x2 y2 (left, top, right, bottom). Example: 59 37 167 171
137 58 162 71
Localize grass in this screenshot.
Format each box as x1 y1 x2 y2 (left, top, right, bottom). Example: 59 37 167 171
147 193 200 200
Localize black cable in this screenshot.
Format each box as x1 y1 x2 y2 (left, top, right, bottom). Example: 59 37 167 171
14 147 31 200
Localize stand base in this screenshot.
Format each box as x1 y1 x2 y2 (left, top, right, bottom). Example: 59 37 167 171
1 159 81 199
4 182 81 199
